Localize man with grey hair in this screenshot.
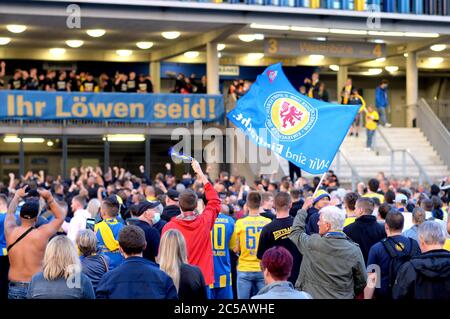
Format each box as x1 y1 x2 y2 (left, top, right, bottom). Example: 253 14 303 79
393 221 450 299
402 207 426 242
289 197 367 299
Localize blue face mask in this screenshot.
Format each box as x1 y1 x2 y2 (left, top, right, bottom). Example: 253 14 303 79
152 212 161 224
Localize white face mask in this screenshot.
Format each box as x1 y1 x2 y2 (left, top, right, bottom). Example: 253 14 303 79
152 212 161 224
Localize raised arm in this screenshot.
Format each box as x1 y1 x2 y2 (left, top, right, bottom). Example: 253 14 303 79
4 185 28 238
288 197 313 255
37 189 67 237
191 159 221 229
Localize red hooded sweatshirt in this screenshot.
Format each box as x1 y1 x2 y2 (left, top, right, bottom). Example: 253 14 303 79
162 182 221 285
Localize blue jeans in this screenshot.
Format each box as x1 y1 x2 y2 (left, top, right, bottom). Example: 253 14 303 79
8 281 29 299
377 107 387 126
237 271 264 299
367 129 376 148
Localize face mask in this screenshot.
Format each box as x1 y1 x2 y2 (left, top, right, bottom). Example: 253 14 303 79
152 212 161 224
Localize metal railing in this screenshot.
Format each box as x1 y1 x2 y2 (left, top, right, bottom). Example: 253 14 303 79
416 98 450 169
424 99 450 131
335 149 363 191
377 127 432 185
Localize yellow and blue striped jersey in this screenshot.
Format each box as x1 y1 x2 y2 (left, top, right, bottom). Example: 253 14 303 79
210 213 236 288
234 215 271 272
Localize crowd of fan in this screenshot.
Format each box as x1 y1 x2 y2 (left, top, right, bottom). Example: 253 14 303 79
0 61 209 94
0 160 448 300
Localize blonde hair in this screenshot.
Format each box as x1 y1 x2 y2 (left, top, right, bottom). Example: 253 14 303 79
158 229 187 291
86 198 100 219
76 229 98 257
43 235 81 281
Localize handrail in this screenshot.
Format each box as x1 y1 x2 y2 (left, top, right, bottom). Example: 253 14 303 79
416 98 450 168
335 149 362 191
377 127 432 185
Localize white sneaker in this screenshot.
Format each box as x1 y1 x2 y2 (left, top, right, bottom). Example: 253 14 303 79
385 123 392 127
365 147 371 151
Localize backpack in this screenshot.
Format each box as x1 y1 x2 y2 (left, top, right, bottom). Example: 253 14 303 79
381 237 416 297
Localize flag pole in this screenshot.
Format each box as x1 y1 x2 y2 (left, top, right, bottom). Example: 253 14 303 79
312 172 327 197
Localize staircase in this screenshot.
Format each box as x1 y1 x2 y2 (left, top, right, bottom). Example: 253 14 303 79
278 127 450 187
330 127 449 185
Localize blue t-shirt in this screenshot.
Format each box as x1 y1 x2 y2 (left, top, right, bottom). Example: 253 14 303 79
367 235 421 298
210 214 236 289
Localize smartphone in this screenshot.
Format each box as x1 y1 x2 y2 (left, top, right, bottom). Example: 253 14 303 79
86 218 96 231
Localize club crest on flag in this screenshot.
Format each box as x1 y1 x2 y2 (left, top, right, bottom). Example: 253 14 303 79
265 91 318 142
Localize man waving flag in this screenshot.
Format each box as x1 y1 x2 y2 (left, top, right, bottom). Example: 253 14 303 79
227 63 360 175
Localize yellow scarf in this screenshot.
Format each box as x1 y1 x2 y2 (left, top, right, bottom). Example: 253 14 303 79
95 221 119 252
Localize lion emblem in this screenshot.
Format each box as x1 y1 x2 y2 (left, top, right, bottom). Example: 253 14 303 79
280 101 303 128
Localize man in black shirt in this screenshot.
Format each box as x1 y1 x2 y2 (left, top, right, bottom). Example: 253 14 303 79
8 69 23 90
68 70 79 92
56 71 69 92
126 202 161 262
127 71 137 93
25 68 40 90
137 74 153 93
260 192 275 220
344 197 386 264
257 192 302 285
161 189 181 222
42 70 56 91
81 73 98 92
99 73 113 92
289 188 304 218
114 73 128 92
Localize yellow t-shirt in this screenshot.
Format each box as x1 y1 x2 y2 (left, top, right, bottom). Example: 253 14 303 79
444 239 450 252
365 110 379 130
344 216 356 227
234 215 271 272
363 192 385 204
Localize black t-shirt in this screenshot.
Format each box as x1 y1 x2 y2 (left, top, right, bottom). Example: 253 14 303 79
56 79 69 91
42 77 56 90
260 209 275 220
289 200 304 218
69 78 79 91
82 80 97 92
127 79 137 92
8 78 23 90
100 78 113 92
256 216 302 285
137 79 153 93
127 219 160 262
115 81 128 92
25 77 40 90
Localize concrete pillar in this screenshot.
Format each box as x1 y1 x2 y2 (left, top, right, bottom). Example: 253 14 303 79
206 42 220 179
206 42 219 94
406 51 418 127
150 61 161 93
337 65 348 103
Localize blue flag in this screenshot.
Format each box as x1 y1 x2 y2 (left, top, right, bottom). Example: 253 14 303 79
227 63 360 175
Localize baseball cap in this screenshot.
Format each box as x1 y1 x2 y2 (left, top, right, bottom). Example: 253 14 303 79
137 201 160 215
167 189 179 201
394 193 408 204
20 199 40 220
313 189 330 205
